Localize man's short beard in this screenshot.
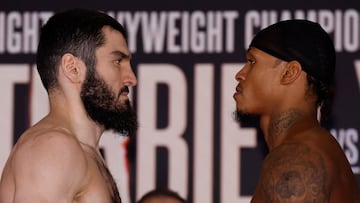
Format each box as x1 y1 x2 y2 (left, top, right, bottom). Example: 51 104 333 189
80 71 138 136
233 111 260 128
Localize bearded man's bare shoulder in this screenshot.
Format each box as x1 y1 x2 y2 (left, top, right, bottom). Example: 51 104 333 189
11 128 89 189
15 126 84 155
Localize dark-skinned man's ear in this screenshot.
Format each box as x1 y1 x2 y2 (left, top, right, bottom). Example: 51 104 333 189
280 60 302 85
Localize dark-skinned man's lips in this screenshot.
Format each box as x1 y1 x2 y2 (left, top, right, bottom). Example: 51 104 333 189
236 85 242 93
233 85 242 99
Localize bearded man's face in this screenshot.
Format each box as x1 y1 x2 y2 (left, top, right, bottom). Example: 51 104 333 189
80 71 137 136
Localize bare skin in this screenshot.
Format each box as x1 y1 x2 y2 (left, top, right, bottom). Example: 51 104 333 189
0 26 137 203
234 47 360 203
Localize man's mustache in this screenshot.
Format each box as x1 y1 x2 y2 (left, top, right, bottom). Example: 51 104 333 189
120 86 129 94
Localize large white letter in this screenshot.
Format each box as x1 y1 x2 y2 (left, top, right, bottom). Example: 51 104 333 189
7 12 22 54
193 64 214 203
30 65 49 124
207 11 222 53
141 12 167 53
244 11 260 50
223 11 238 53
136 64 188 200
0 12 4 53
23 12 39 53
121 12 142 53
167 11 181 53
343 10 359 52
220 64 256 203
190 11 206 53
0 64 29 173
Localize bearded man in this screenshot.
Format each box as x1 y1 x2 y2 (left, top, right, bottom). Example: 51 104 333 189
0 8 137 203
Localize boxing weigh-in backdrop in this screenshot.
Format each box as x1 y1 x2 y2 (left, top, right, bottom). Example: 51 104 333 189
1 0 359 202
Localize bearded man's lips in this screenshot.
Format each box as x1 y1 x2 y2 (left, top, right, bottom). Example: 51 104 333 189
117 86 131 106
118 86 130 98
120 86 129 94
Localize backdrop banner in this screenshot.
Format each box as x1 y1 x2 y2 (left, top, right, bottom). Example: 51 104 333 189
1 1 359 202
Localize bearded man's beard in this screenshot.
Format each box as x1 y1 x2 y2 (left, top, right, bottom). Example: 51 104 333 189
80 72 138 136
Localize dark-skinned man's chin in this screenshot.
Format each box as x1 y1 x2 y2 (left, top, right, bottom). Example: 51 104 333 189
233 111 260 128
